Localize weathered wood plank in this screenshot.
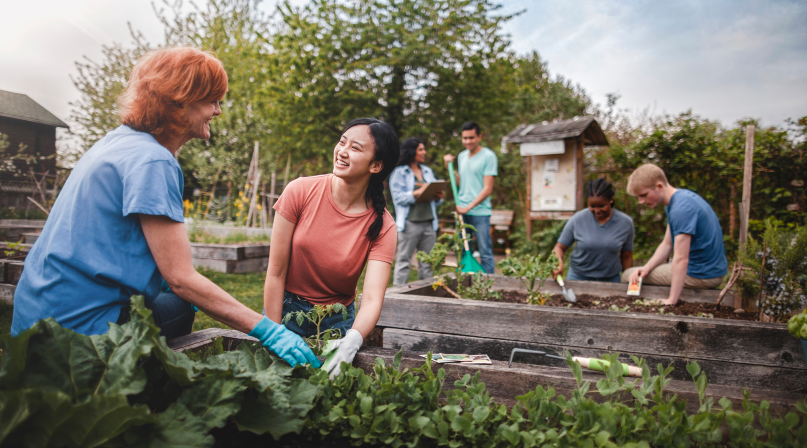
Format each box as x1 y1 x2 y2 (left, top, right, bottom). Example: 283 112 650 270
166 331 803 414
191 256 269 273
22 233 40 244
377 293 803 370
0 260 5 284
353 347 803 414
383 328 807 393
167 328 257 352
4 262 24 286
190 243 245 261
243 244 270 259
0 219 47 227
0 283 14 306
389 274 734 305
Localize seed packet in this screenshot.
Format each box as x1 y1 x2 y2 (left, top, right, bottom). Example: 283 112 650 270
627 277 642 296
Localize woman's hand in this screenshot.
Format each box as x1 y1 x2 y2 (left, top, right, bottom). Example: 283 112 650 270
433 190 445 200
324 329 363 379
551 242 567 280
552 259 564 280
413 182 429 199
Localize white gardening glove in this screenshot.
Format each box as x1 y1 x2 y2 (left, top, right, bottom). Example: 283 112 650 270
324 329 363 379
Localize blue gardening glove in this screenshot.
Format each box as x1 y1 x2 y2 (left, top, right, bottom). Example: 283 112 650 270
248 316 321 368
324 329 363 379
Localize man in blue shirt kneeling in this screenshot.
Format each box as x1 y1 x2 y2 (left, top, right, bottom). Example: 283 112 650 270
622 163 727 305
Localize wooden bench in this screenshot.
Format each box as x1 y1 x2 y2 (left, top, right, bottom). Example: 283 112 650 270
490 210 514 253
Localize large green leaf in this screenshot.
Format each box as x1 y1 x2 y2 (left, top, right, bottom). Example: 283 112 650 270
0 389 152 448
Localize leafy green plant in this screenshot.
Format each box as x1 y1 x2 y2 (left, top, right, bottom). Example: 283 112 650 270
498 252 559 305
738 219 807 321
0 295 318 447
457 272 501 301
788 310 807 339
2 295 807 447
416 212 478 299
3 240 23 258
282 303 347 355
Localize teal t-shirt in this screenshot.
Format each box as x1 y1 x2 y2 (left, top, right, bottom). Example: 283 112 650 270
457 147 498 216
11 125 185 336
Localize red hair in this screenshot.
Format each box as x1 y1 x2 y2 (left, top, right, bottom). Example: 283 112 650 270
118 47 228 140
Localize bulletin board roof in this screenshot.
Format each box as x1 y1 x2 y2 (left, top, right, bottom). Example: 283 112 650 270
505 117 608 146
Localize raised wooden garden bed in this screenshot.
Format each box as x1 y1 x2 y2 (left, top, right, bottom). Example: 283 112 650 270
377 274 807 396
0 242 30 306
168 328 804 415
190 242 270 273
0 219 46 242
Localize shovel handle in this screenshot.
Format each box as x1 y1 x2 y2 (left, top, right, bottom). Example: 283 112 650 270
458 214 471 252
572 357 642 377
557 275 565 288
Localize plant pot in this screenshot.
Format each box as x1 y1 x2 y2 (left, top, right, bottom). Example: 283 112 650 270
802 339 807 369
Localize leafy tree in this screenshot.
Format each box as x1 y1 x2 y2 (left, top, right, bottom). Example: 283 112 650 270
67 31 152 159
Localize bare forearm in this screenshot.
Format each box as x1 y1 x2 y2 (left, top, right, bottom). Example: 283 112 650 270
463 185 493 210
668 256 688 303
263 274 286 324
170 272 262 333
351 296 383 339
621 252 633 271
644 243 672 271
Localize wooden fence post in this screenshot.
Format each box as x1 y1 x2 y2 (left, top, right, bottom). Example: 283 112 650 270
738 124 755 248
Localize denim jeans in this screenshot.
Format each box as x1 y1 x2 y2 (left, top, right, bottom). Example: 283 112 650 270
566 266 621 283
462 214 495 274
281 291 355 338
117 291 195 339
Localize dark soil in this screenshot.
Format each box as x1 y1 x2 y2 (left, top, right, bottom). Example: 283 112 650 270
487 291 758 321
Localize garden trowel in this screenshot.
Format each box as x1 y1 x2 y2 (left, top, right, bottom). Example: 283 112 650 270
556 275 576 303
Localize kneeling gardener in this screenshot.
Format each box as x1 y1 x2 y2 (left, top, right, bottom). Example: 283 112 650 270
11 47 319 369
621 164 727 305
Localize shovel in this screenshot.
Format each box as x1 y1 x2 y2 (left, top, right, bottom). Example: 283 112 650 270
556 275 576 303
448 161 485 274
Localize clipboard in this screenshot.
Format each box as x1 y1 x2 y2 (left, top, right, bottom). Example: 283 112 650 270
415 181 448 203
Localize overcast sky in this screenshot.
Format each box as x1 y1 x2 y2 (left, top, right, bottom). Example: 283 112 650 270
1 0 805 147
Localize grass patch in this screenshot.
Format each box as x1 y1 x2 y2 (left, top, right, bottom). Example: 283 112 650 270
193 269 267 332
187 229 271 244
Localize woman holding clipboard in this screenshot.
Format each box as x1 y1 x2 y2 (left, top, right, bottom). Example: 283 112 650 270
389 138 445 285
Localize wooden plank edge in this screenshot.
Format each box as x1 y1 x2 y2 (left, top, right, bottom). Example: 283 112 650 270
382 328 807 393
353 347 804 415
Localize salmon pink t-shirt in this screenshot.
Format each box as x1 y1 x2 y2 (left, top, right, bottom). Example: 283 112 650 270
273 174 396 305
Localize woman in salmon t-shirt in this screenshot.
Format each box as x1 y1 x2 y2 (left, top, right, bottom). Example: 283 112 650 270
265 118 399 377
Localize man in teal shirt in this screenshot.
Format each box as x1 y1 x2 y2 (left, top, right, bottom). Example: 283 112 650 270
444 121 498 273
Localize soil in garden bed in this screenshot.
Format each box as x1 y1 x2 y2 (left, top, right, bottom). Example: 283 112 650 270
489 291 758 321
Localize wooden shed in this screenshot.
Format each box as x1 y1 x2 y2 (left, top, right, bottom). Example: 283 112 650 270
502 118 608 238
0 89 68 209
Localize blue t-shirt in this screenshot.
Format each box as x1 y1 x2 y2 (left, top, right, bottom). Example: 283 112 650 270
457 147 498 216
558 209 634 278
665 189 727 279
11 126 185 336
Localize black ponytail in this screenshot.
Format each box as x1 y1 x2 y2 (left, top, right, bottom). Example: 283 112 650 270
343 118 400 241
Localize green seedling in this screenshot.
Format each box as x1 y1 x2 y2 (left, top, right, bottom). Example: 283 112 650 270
3 240 23 258
498 252 558 305
457 271 501 301
416 213 478 299
283 303 348 355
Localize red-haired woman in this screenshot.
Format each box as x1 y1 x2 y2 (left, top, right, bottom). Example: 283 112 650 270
11 48 319 368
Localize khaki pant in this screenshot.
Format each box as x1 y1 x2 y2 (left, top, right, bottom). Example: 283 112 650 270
620 263 723 289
